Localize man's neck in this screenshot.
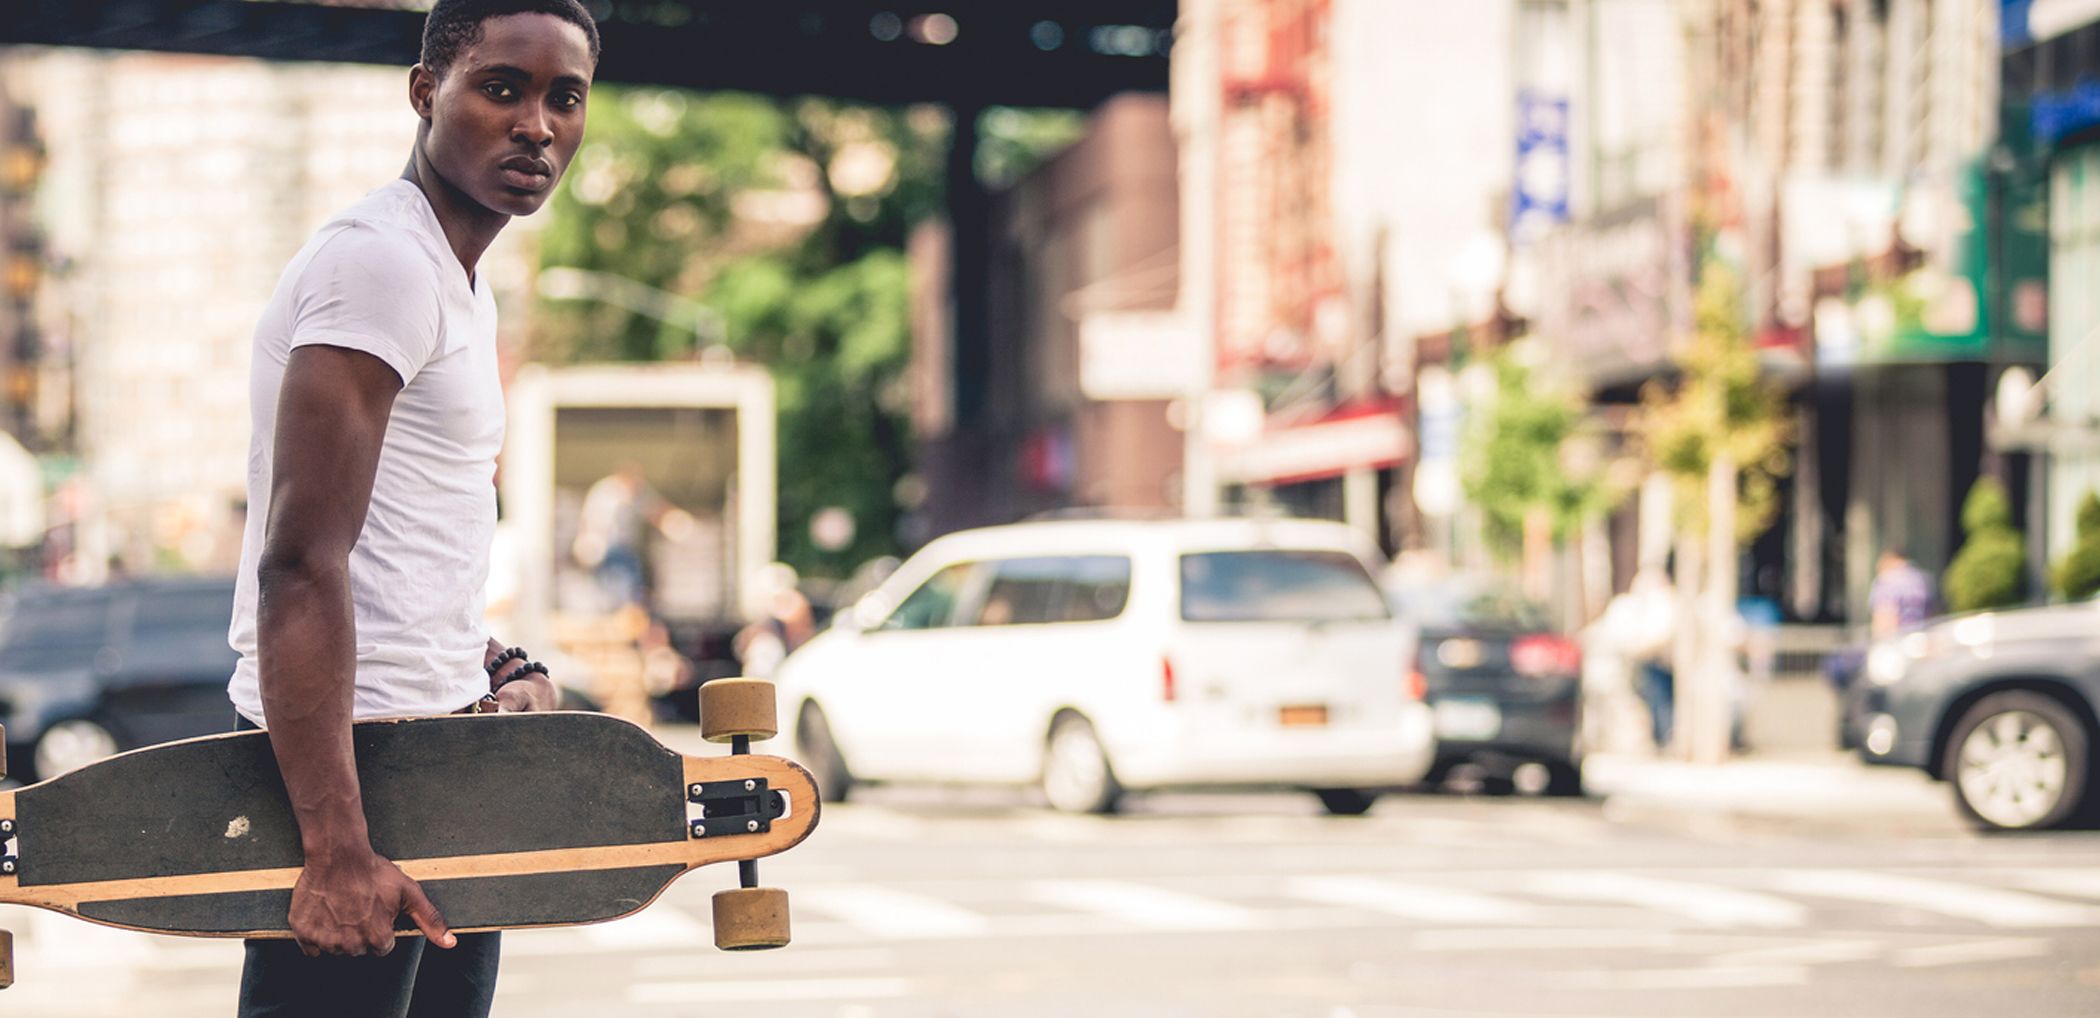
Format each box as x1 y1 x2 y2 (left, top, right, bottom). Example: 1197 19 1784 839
401 149 509 287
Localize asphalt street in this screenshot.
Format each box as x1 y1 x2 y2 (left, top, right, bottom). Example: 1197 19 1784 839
5 780 2099 1018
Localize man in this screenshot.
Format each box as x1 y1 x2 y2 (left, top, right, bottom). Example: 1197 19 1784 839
1869 547 1937 639
223 3 597 1014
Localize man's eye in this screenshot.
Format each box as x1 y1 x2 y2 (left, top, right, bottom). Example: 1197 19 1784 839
483 83 515 99
556 93 583 110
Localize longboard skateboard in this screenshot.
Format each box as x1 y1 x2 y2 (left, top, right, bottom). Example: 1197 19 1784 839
0 678 818 989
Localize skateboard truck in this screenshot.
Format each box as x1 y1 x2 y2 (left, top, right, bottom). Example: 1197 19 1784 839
686 778 787 839
699 678 792 950
0 817 17 876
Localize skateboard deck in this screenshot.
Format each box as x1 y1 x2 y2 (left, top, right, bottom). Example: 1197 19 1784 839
0 711 818 941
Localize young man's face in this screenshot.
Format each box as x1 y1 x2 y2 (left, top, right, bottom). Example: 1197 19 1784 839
413 13 593 217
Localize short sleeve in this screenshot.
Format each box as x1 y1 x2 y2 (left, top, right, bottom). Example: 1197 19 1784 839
287 222 445 386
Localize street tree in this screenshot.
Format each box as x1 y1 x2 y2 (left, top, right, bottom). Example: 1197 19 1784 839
2055 491 2100 602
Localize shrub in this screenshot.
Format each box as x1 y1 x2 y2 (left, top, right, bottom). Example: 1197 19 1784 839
2055 492 2100 601
1944 477 2027 613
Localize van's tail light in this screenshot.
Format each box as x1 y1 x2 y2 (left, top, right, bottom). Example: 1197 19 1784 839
1405 669 1427 701
1162 656 1178 703
1511 635 1582 677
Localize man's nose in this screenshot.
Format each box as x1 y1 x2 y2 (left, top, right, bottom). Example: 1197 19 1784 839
514 106 553 147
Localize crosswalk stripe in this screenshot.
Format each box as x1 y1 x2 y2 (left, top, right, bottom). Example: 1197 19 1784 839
1891 937 2053 968
1526 872 1806 928
1286 875 1541 924
576 902 714 949
2006 869 2100 901
1769 870 2100 928
626 977 916 1004
796 884 991 939
1026 879 1263 931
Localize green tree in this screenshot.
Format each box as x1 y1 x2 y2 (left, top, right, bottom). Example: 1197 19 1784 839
1945 476 2028 612
1461 350 1614 559
536 91 1078 576
1636 264 1792 543
2054 491 2100 601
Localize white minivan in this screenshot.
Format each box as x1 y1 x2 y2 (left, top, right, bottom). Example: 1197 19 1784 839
775 517 1435 815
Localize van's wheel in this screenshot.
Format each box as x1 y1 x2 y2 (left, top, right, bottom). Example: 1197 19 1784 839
1945 690 2090 832
1544 760 1585 797
1313 788 1378 816
1042 715 1122 814
796 703 853 803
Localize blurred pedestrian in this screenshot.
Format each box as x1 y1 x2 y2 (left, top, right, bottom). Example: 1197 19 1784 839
570 463 696 612
1869 548 1936 639
1603 567 1677 751
734 562 816 678
222 2 600 1014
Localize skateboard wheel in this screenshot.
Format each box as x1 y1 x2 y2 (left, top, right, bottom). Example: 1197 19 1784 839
712 887 790 951
701 679 778 743
0 928 13 990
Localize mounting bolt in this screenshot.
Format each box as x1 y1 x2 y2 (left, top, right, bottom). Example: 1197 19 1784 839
689 783 704 797
2 861 13 874
0 819 12 834
744 779 755 792
690 820 707 837
746 820 759 833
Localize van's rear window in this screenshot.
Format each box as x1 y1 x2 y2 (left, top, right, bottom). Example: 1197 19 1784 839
1179 551 1391 623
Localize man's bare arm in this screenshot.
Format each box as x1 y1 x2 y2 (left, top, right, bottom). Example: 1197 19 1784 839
256 345 451 956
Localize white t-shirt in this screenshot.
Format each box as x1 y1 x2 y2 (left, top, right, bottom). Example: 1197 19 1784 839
227 180 504 724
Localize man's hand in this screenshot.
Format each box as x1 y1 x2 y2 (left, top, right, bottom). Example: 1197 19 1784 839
288 848 454 957
485 638 558 713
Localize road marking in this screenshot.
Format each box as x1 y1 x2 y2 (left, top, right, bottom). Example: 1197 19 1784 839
1525 872 1806 928
796 884 991 939
1709 938 1882 968
2007 869 2100 901
1892 937 2053 968
1286 875 1541 924
576 901 713 949
626 977 916 1004
631 947 896 979
1409 927 1684 952
1565 965 1809 990
1026 879 1264 931
1769 870 2100 927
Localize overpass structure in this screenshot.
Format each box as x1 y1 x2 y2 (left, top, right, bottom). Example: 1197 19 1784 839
0 1 1173 107
0 0 1176 430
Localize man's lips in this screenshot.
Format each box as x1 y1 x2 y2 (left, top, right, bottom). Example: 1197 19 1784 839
498 155 553 190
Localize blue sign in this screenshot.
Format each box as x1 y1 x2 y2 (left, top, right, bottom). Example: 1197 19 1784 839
2035 80 2100 144
2003 0 2035 48
1511 89 1570 248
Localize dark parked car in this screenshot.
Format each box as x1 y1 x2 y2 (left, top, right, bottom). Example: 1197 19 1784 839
1392 578 1584 796
0 576 239 782
1857 602 2100 831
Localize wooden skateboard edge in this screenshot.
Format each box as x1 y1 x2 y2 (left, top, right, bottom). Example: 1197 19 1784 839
0 749 821 941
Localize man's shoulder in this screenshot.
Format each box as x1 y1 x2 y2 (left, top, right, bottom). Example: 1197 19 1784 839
306 182 448 273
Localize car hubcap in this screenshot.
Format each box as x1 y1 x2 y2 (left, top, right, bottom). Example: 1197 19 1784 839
1044 726 1105 811
36 720 118 777
1957 710 2068 828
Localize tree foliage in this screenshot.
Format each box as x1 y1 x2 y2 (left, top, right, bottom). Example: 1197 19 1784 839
2054 491 2100 602
1944 476 2027 612
1460 350 1615 559
1636 264 1792 544
535 92 1078 576
534 90 951 576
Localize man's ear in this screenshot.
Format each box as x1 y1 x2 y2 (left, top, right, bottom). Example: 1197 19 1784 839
409 64 437 120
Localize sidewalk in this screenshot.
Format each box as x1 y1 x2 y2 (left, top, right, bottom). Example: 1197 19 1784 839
1585 750 1964 837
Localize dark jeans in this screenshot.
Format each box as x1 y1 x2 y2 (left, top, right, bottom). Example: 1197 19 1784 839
233 715 501 1018
1639 663 1675 750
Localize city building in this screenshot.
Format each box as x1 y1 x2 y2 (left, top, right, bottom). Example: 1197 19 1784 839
2001 1 2100 562
3 50 542 579
911 95 1184 534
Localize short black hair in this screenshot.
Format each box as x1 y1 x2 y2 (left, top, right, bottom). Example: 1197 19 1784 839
420 0 601 78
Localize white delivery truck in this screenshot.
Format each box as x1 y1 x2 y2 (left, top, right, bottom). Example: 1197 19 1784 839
496 362 775 716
